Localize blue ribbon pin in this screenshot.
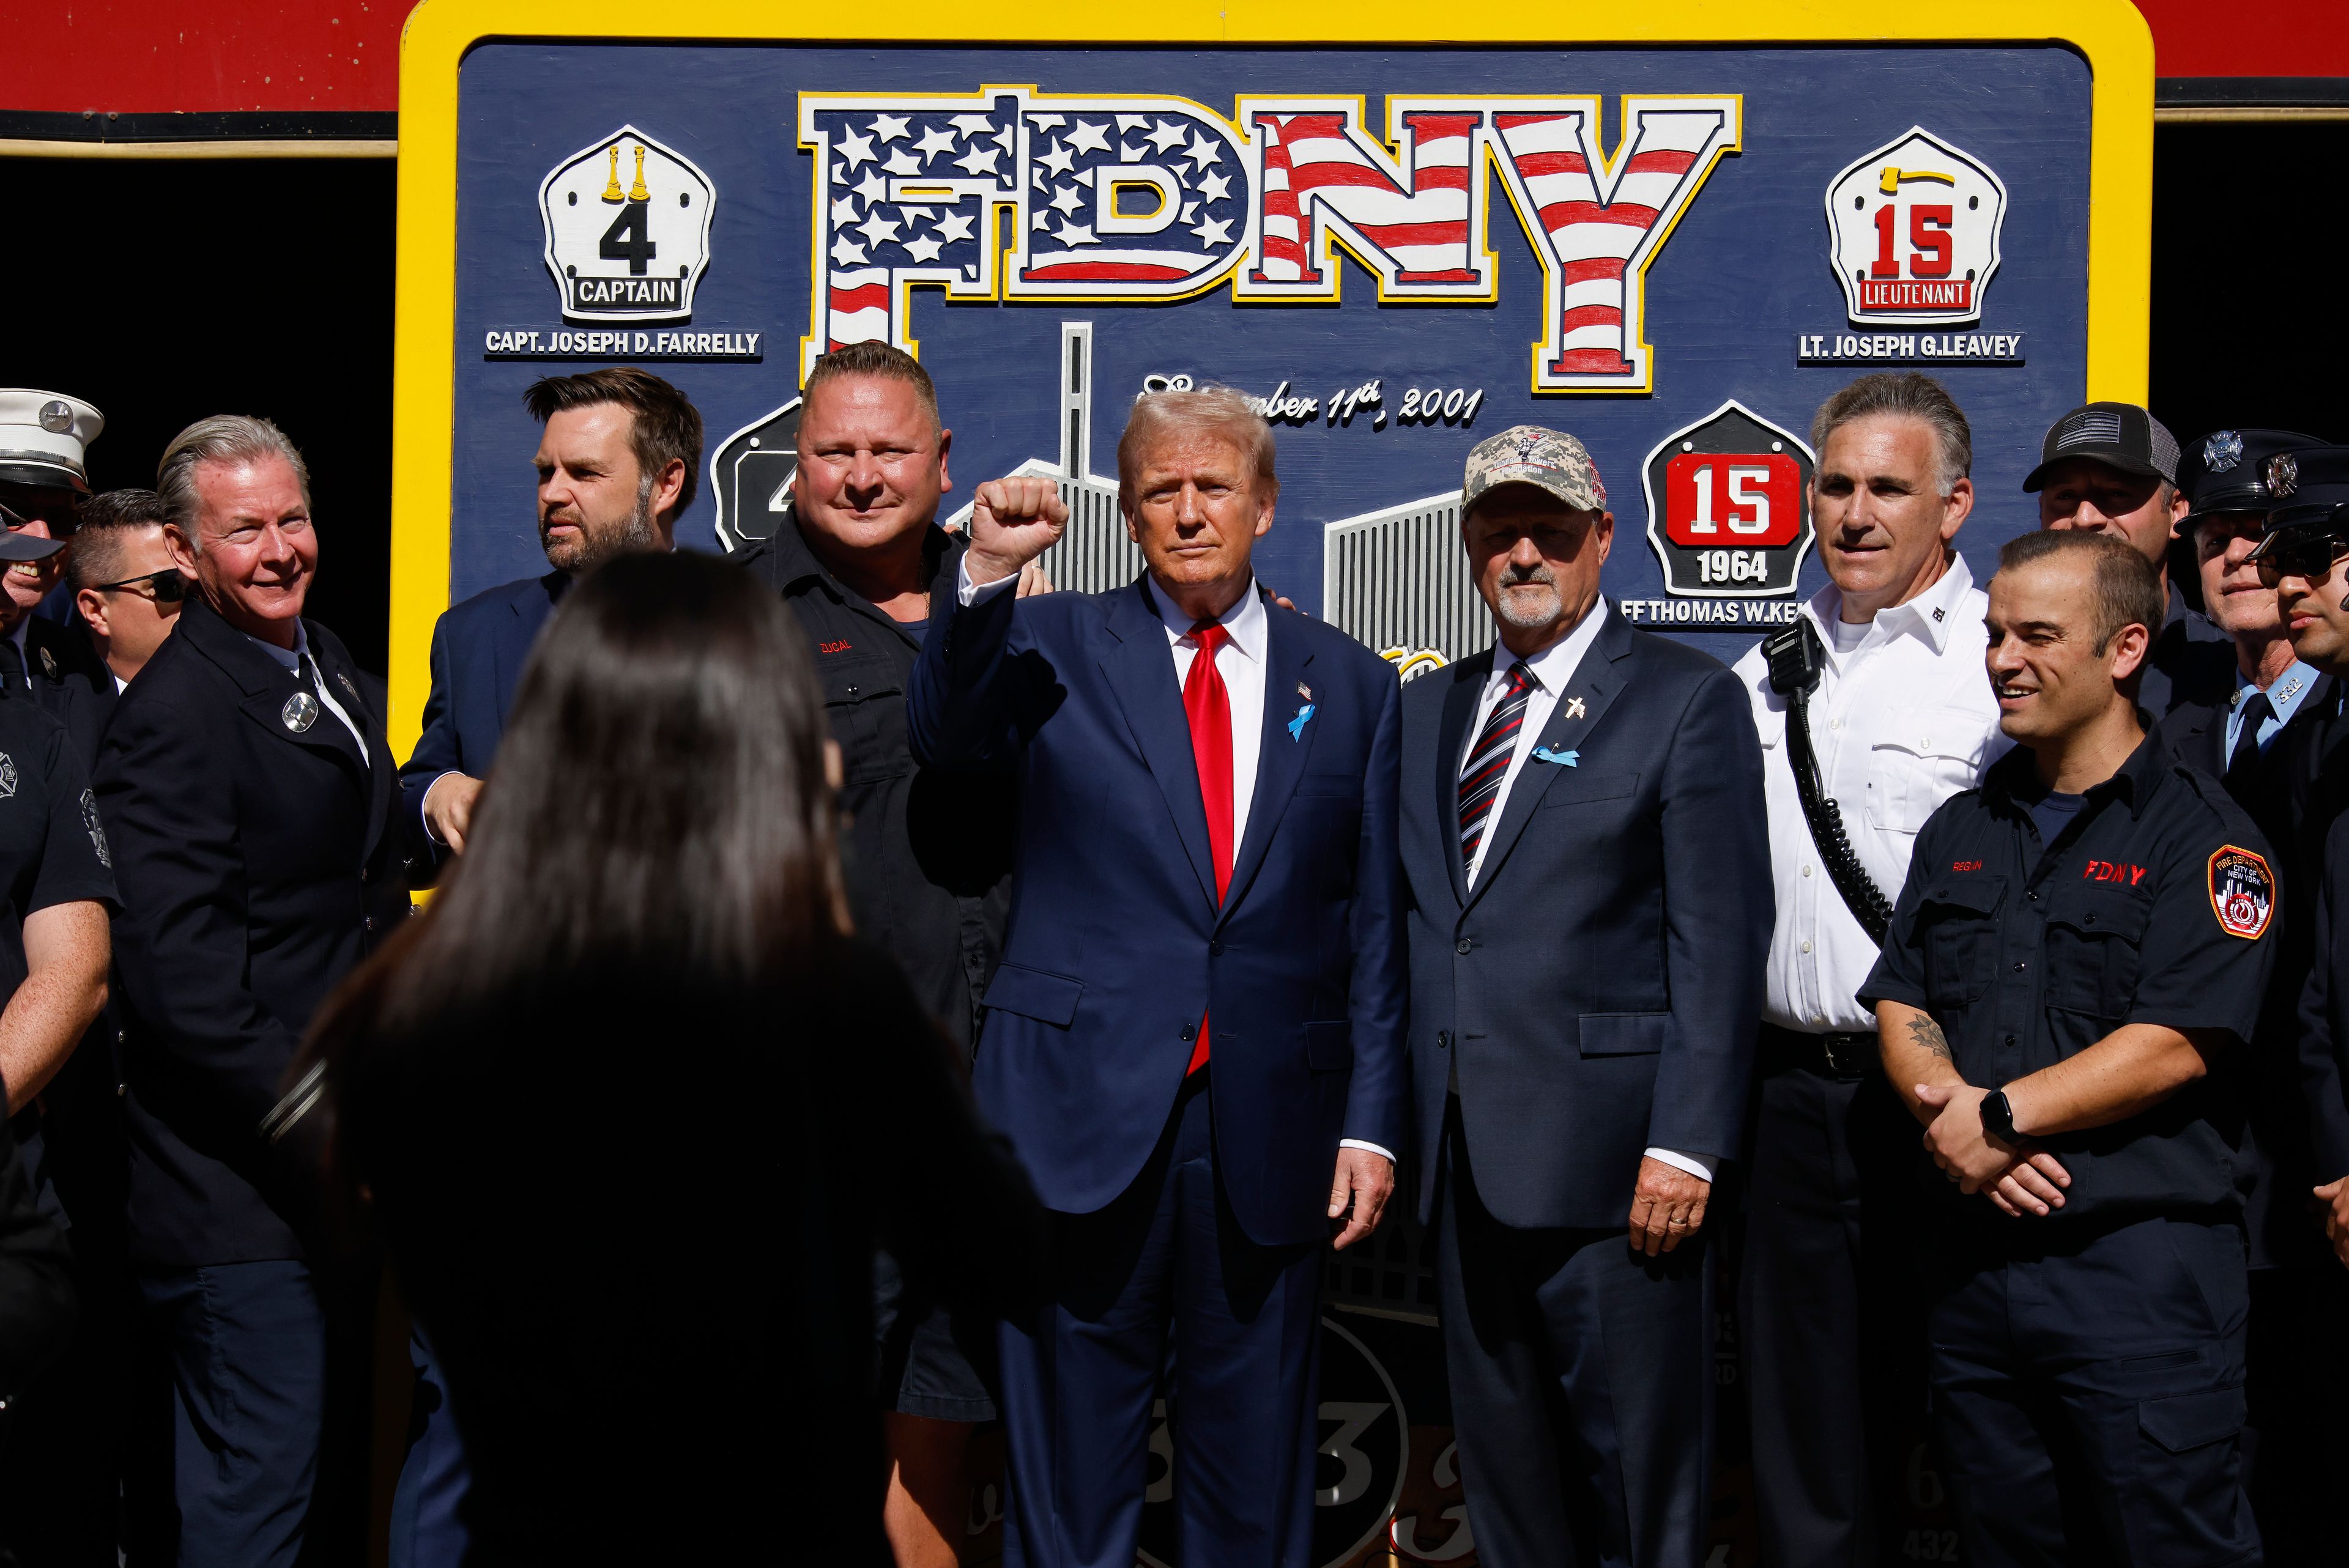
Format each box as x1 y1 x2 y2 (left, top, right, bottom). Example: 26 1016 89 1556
1287 703 1316 741
1532 745 1579 767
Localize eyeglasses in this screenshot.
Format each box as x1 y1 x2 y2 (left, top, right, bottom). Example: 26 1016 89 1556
2252 530 2349 589
91 568 187 604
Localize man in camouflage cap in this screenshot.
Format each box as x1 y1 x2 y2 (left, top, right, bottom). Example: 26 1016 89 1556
1398 423 1770 1567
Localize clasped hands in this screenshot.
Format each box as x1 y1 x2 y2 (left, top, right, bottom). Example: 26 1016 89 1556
1915 1082 2071 1219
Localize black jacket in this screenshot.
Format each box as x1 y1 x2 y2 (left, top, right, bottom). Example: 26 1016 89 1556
2163 673 2337 1266
94 598 415 1269
732 518 1014 1054
20 612 115 770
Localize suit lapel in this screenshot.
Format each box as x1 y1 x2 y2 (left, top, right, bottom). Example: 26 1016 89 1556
1219 602 1314 923
309 631 395 866
1100 580 1219 914
1435 653 1491 909
1463 613 1634 911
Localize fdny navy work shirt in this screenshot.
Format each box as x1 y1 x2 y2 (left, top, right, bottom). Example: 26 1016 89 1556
1860 732 2276 1230
0 697 117 1113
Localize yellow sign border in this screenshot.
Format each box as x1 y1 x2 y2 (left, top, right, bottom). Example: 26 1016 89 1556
390 0 2153 755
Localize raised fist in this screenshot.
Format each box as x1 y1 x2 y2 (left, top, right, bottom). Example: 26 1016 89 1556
965 476 1071 588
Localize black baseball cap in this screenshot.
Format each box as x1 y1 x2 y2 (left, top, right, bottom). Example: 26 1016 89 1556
0 498 69 563
2023 402 2181 493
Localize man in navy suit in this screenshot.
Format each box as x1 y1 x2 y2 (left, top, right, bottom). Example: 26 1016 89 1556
1401 427 1769 1567
390 368 700 1564
400 368 702 859
908 386 1406 1568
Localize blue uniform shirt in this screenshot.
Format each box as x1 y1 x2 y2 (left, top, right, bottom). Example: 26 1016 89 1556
1861 733 2278 1232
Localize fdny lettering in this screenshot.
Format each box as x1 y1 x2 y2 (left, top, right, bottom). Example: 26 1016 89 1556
1951 859 1983 872
820 640 853 654
2082 860 2148 886
800 87 1741 391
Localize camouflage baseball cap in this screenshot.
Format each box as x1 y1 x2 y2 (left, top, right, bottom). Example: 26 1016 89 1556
1462 425 1607 516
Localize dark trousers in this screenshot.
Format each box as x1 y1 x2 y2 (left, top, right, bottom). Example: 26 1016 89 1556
1926 1216 2260 1568
388 1328 471 1568
996 1073 1324 1568
138 1260 366 1568
1436 1106 1713 1568
2240 1264 2349 1564
1738 1067 1926 1567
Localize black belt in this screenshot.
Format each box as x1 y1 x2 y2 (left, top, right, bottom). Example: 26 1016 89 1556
1758 1022 1879 1083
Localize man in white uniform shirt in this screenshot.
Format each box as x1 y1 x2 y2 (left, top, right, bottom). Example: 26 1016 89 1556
1731 373 2006 1568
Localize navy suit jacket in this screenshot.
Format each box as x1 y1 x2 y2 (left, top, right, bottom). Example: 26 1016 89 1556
907 575 1406 1248
398 571 566 876
1401 610 1771 1230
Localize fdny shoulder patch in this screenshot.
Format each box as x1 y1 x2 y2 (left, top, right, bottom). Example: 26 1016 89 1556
2208 845 2274 941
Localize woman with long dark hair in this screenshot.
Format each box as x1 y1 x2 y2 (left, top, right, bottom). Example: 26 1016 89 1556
317 550 1042 1561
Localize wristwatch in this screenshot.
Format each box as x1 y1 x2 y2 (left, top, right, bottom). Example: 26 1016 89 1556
1980 1088 2019 1145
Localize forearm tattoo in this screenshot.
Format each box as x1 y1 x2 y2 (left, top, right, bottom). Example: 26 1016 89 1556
1906 1015 1955 1063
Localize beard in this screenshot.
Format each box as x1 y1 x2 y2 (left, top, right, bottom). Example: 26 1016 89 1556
541 481 659 575
1491 564 1562 631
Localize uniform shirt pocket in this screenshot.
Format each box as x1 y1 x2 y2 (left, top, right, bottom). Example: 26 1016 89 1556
820 653 910 785
2045 887 2154 1019
1917 875 2006 1007
1865 707 1991 834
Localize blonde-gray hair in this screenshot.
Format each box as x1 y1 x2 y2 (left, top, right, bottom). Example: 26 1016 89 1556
1116 387 1278 514
155 415 311 555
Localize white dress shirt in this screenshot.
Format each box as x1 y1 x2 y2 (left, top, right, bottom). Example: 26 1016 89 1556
243 621 369 763
1458 598 1610 889
1455 599 1713 1183
1731 554 2008 1035
960 563 1392 1162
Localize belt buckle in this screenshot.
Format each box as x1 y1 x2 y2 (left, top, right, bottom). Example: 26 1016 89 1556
1821 1034 1874 1080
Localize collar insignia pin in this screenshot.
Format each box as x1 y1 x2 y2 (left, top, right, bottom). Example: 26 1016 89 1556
1564 695 1587 720
38 647 56 679
336 671 358 699
281 691 320 734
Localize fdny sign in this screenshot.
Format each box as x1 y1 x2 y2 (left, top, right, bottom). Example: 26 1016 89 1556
540 125 718 323
1824 127 2007 327
800 87 1741 393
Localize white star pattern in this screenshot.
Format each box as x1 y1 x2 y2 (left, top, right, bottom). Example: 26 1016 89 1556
815 98 1244 317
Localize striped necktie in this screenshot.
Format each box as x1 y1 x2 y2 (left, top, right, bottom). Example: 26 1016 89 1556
1458 661 1537 868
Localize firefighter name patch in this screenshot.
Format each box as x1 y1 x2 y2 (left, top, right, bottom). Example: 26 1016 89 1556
2208 846 2274 941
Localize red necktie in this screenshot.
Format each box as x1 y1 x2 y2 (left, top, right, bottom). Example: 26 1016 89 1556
1183 621 1234 1074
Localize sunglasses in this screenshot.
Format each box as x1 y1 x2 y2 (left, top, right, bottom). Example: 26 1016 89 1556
2252 530 2349 590
92 568 188 604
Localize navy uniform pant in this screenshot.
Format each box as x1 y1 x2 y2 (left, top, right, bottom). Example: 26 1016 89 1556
137 1259 368 1568
1436 1105 1713 1568
1738 1067 1926 1567
997 1072 1324 1568
1926 1216 2261 1568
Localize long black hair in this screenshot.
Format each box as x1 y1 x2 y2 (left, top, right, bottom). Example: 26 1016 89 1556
363 549 844 1034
